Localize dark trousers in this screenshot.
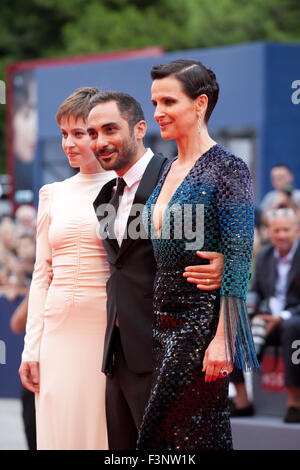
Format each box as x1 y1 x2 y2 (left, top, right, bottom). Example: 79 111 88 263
105 327 153 450
231 316 300 387
21 386 36 450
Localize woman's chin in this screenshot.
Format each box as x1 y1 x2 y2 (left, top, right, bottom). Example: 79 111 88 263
160 131 175 141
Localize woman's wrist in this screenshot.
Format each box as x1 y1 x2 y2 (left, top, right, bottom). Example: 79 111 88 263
213 332 226 342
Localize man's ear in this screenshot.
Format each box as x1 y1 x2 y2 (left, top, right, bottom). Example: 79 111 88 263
134 120 147 141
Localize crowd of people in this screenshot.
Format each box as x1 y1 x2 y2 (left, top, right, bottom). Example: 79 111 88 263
230 164 300 423
252 164 300 260
0 205 36 301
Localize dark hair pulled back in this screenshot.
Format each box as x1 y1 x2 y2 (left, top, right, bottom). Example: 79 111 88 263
151 59 219 123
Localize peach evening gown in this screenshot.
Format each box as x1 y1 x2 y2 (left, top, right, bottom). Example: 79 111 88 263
21 170 115 450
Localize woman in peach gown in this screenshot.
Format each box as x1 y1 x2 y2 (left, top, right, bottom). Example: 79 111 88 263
19 87 115 450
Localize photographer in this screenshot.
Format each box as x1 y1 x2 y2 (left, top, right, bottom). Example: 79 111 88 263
260 164 300 213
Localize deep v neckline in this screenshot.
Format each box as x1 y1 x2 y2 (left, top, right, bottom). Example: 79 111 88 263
153 143 219 239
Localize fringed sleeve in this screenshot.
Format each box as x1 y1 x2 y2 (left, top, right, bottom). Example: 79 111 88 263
217 155 259 371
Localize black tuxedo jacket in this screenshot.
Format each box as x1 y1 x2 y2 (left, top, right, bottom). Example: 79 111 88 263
250 241 300 317
93 153 168 375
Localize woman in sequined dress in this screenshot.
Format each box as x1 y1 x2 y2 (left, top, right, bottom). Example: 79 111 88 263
137 60 258 450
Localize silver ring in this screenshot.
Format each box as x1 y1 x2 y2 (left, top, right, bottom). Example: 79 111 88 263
220 369 229 377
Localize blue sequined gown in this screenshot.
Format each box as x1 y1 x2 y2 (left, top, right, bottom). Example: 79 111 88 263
137 144 258 451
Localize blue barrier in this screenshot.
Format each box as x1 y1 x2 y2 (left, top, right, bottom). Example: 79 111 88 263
0 295 25 398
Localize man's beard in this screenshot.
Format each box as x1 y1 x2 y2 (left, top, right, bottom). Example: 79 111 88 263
96 136 138 172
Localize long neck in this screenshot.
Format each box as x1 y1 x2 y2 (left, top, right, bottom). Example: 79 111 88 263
176 125 215 165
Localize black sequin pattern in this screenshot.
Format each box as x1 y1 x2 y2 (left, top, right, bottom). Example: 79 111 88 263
139 269 232 450
136 144 255 450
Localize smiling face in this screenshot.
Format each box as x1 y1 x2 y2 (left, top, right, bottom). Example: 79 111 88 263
60 115 100 172
151 76 203 141
87 101 144 176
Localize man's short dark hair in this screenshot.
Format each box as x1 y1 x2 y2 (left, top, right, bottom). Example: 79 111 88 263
88 91 145 131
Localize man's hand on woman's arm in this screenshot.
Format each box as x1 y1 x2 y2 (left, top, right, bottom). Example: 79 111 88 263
183 251 224 290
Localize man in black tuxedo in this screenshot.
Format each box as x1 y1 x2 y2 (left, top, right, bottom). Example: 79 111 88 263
87 91 225 449
230 208 300 422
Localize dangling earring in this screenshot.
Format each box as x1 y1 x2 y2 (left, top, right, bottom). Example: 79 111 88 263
197 115 202 136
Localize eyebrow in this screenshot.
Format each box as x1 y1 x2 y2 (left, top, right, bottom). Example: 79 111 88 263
61 127 86 132
87 122 119 133
103 122 118 127
151 95 176 102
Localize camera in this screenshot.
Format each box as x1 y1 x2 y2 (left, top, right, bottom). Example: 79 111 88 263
251 316 267 355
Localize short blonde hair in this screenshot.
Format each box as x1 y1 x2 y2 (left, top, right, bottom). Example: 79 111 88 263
56 87 99 125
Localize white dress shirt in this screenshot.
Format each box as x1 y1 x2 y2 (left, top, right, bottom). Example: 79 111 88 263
114 148 154 246
270 239 299 320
